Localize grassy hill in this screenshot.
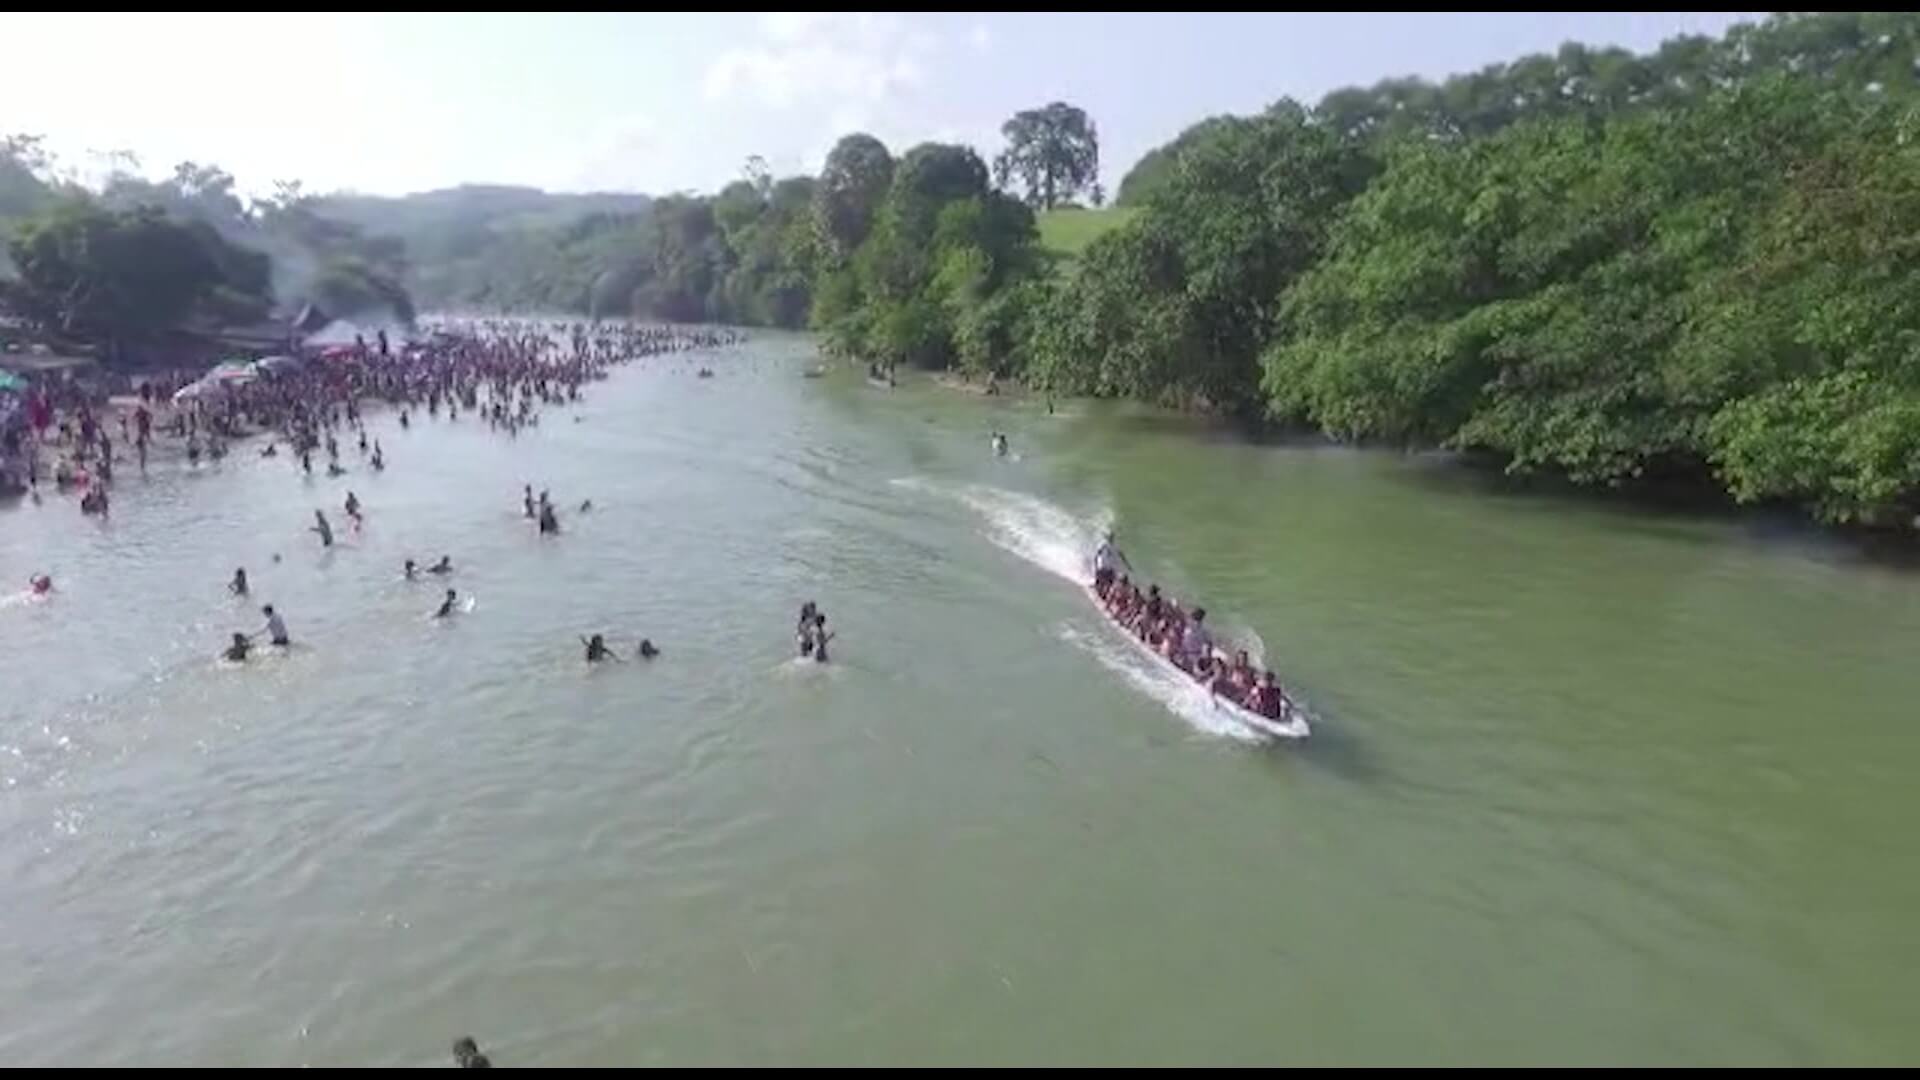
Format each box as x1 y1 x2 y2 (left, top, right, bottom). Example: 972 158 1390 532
1036 206 1137 259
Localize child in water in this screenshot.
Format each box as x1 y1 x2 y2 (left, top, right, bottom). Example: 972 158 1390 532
582 633 616 663
811 613 833 663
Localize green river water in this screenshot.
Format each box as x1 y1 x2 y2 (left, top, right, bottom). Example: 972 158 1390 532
3 332 1918 1065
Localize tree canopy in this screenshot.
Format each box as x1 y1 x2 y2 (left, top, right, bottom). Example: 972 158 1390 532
5 198 267 342
993 102 1100 210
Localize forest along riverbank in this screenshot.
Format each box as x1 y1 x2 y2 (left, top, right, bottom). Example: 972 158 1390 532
3 335 1919 1065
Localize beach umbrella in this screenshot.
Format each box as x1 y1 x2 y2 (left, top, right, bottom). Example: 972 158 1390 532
205 360 257 385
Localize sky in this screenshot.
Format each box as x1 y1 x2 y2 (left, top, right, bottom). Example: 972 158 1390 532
0 11 1755 199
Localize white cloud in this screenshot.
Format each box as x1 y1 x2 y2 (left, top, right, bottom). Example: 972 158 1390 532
703 12 932 109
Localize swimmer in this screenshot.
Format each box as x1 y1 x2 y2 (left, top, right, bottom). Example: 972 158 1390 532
637 638 659 659
582 633 618 663
223 632 252 662
434 588 458 619
229 567 249 596
29 573 53 595
427 555 453 575
326 462 347 478
403 558 418 580
344 491 361 519
260 604 290 646
311 510 333 547
370 441 385 471
578 499 593 513
260 442 278 458
538 502 560 535
452 1036 491 1069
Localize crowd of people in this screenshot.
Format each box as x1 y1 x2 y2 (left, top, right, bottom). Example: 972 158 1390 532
1091 533 1291 722
6 318 760 663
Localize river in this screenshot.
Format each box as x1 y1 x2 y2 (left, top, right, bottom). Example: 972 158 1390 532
4 332 1918 1065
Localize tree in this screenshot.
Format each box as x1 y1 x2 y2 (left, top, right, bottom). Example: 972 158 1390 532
814 133 894 261
993 102 1099 209
6 198 237 343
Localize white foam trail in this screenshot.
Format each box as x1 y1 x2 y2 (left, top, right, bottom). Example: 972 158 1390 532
1056 622 1262 742
891 476 1101 581
940 481 1110 585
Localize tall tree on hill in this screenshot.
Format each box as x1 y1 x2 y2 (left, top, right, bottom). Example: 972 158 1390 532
814 133 895 262
993 102 1099 210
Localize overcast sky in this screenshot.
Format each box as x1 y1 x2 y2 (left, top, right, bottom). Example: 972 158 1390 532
0 11 1754 198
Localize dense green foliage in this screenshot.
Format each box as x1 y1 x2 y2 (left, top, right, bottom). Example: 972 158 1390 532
1 149 418 332
1045 12 1920 527
4 198 270 343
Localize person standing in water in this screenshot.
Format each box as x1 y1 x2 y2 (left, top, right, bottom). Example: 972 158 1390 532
344 491 361 523
229 567 249 596
403 558 418 580
582 633 617 663
538 501 560 535
311 510 333 548
522 484 536 519
260 604 290 646
811 613 834 663
434 588 459 619
301 449 312 476
796 601 818 657
636 639 659 659
370 441 385 471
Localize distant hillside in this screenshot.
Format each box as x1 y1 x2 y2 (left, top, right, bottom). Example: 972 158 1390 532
310 185 652 308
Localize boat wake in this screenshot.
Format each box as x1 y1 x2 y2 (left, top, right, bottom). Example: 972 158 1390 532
1056 623 1263 742
892 477 1108 585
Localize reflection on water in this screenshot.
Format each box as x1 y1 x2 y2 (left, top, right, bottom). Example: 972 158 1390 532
5 338 1920 1065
